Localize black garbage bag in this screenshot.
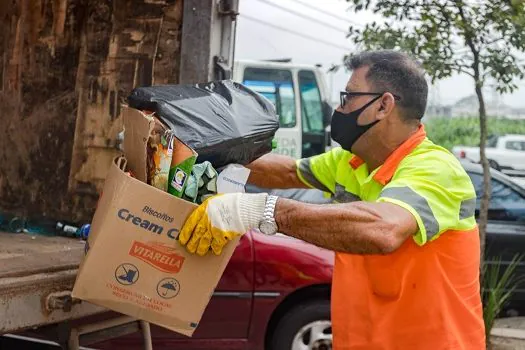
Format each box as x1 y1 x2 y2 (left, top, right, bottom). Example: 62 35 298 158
127 80 279 168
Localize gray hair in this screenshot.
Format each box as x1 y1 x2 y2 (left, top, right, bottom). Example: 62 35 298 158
347 50 428 122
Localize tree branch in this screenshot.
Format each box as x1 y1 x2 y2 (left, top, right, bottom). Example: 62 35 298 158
454 1 479 58
483 68 494 79
484 37 505 46
454 66 475 77
454 0 483 90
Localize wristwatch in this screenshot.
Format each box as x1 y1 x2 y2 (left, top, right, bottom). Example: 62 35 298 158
259 195 279 235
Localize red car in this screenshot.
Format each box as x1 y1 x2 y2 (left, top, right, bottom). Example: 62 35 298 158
98 229 334 350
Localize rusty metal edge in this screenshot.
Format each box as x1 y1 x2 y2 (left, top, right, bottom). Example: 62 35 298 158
0 269 105 334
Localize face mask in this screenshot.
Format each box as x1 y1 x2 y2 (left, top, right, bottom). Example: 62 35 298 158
330 96 381 152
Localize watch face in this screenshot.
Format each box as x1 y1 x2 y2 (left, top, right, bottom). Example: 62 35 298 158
260 220 278 235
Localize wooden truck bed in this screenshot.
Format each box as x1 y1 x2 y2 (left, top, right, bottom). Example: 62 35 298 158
0 233 104 334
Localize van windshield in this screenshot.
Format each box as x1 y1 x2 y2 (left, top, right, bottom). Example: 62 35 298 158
243 67 296 128
298 70 324 133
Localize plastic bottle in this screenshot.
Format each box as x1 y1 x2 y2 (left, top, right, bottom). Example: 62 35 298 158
79 224 91 240
24 218 57 235
8 217 26 233
56 222 91 240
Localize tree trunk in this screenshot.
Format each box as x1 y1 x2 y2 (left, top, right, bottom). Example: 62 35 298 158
474 73 492 350
475 81 490 264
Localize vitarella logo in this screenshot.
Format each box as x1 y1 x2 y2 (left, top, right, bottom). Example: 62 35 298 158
129 241 185 273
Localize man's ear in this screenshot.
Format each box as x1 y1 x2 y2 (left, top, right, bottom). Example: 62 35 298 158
376 93 396 120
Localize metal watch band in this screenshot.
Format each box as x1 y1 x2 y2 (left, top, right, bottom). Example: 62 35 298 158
263 195 278 222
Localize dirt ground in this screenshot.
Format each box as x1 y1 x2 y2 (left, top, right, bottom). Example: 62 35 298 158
492 318 525 350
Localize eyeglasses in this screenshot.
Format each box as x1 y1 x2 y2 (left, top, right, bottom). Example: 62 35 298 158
340 91 402 108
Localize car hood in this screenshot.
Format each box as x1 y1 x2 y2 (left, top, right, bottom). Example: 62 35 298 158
251 230 334 284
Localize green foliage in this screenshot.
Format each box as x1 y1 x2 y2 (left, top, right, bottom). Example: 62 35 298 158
425 117 525 151
482 254 524 343
345 0 525 92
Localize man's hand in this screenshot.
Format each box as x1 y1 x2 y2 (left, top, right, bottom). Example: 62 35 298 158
179 193 268 256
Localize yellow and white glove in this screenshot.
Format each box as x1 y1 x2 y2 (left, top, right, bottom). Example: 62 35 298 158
179 193 268 256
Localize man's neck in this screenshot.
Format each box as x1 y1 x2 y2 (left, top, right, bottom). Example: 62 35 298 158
355 124 419 172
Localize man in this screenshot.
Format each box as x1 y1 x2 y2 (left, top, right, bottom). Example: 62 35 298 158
179 50 485 349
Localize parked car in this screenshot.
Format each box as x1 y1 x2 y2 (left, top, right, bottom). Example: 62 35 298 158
452 134 525 176
463 161 525 310
96 216 334 350
94 162 525 350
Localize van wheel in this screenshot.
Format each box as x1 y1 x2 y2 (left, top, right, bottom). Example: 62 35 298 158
270 300 332 350
489 159 500 171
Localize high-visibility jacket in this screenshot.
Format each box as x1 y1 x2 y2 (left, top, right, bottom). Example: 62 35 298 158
296 125 485 350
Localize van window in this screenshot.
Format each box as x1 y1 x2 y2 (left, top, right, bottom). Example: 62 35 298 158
505 140 525 151
243 68 296 128
298 70 324 133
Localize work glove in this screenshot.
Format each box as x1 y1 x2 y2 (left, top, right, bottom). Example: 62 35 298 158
179 193 267 256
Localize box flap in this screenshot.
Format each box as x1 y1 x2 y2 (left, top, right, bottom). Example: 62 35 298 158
122 106 153 183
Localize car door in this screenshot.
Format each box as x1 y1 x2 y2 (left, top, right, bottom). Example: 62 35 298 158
467 171 525 304
194 232 255 338
503 139 525 170
145 233 255 346
512 141 525 171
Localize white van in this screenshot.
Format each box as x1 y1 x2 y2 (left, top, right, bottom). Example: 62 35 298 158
233 60 334 159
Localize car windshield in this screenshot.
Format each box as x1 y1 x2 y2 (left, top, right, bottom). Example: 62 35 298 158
467 172 525 222
486 135 498 148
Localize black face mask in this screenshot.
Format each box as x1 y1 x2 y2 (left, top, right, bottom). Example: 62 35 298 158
330 96 381 152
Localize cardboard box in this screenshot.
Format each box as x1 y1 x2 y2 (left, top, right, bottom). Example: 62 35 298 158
72 107 239 336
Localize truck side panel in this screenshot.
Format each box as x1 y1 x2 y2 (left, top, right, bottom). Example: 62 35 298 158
0 0 183 223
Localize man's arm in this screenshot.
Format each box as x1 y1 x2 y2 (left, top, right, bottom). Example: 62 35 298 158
275 198 418 254
246 153 308 189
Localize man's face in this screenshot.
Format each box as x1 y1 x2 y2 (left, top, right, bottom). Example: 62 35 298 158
339 66 380 125
334 66 404 154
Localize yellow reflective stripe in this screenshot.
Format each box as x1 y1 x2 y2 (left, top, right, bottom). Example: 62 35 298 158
296 159 332 193
459 198 476 220
379 186 440 242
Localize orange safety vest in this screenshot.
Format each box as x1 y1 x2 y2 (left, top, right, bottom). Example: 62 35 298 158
332 229 484 349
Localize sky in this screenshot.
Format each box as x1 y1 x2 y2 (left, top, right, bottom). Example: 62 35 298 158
234 0 525 108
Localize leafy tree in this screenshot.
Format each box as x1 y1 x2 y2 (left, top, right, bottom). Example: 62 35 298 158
345 0 525 271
